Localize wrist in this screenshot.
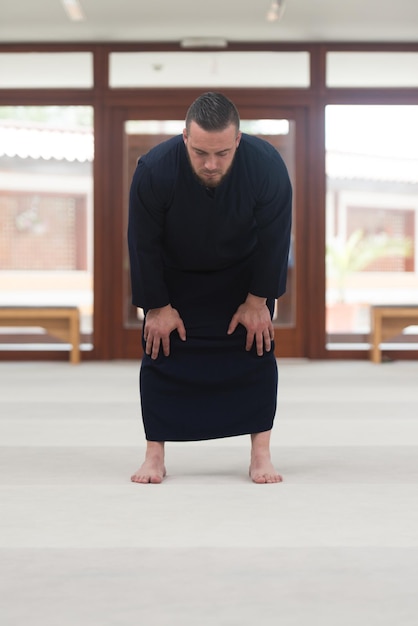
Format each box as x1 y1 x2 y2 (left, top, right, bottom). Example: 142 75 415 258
245 293 267 307
149 303 171 313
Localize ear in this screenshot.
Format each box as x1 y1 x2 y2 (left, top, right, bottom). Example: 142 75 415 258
236 131 242 148
182 128 188 144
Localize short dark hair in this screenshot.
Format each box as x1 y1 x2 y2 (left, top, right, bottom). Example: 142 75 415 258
185 92 240 133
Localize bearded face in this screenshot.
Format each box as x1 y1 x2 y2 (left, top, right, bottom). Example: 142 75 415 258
183 121 241 188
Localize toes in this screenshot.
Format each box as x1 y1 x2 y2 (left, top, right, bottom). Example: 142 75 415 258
252 473 268 484
131 474 150 483
131 473 164 484
251 472 283 484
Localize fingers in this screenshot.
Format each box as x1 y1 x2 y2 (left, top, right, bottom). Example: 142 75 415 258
161 335 170 357
145 334 169 359
257 331 266 356
246 328 275 356
229 301 274 355
227 315 238 336
245 330 255 352
144 332 154 357
145 333 163 360
246 331 268 355
176 319 187 342
262 328 274 353
144 322 187 360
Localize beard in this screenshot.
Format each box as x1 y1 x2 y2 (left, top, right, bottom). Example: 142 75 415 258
197 171 225 188
185 148 236 189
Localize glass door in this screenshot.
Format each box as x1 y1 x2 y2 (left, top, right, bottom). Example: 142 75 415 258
110 103 307 359
326 105 418 353
0 105 94 356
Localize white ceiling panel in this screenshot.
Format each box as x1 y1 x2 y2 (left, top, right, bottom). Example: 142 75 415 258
0 0 418 44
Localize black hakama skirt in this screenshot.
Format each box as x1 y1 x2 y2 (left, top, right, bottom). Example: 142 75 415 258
139 255 278 442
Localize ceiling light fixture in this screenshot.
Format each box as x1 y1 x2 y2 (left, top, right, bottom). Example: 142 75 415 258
180 38 228 49
61 0 86 22
266 0 286 23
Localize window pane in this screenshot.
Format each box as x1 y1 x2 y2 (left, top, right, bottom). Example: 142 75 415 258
326 52 418 88
0 106 94 352
326 105 418 351
0 53 93 88
110 51 310 88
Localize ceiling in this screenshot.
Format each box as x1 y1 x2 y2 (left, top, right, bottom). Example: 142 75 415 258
1 0 418 44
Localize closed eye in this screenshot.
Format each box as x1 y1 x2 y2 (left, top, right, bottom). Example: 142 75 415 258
194 149 230 157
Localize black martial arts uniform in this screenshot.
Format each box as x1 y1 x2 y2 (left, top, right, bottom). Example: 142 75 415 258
128 133 292 441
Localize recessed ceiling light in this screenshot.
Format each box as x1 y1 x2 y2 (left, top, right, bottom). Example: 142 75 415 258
61 0 86 22
266 0 286 23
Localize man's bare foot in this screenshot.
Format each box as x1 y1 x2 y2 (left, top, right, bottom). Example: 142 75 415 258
131 460 166 483
131 441 166 484
250 430 282 484
249 456 282 484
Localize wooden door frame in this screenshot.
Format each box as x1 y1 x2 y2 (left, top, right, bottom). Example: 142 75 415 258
105 92 313 359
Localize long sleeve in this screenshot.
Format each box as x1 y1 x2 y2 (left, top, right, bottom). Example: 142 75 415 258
246 143 292 299
128 159 171 310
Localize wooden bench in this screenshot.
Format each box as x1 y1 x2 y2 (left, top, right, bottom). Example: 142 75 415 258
0 306 81 364
370 305 418 363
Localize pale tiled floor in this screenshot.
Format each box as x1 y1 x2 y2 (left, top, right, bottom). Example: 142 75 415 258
1 359 418 625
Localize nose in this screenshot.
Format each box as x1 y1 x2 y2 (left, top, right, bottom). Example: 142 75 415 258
204 155 219 171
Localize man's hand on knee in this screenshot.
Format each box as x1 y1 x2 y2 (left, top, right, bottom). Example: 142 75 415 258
144 305 186 359
227 294 274 356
